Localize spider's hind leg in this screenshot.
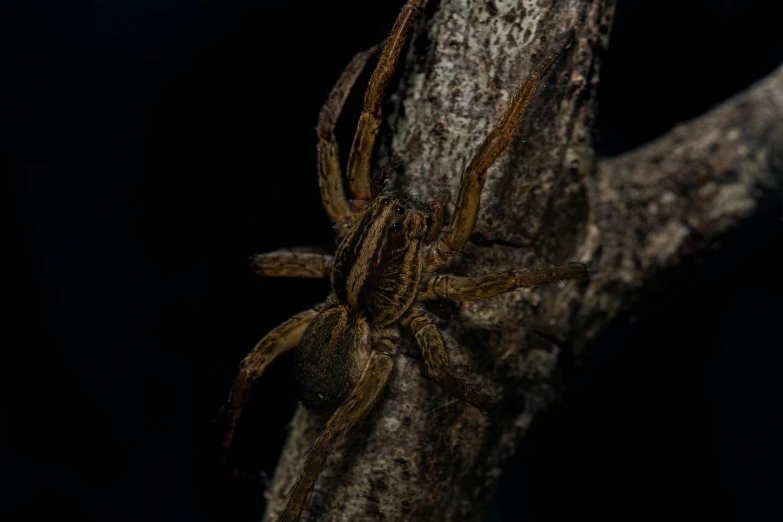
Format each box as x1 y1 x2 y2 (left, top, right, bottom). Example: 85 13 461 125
274 348 395 522
404 305 502 414
222 306 321 469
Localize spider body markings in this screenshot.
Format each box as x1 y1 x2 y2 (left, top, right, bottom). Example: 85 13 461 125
221 1 587 520
296 194 426 408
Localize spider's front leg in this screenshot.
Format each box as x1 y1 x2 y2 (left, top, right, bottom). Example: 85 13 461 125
427 34 573 267
275 346 395 522
317 46 380 238
403 305 501 414
346 0 421 211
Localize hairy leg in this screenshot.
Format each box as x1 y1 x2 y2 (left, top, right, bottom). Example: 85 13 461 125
432 33 574 264
248 250 332 279
404 306 501 414
318 46 380 237
419 262 587 300
222 307 322 464
275 349 394 522
346 0 421 210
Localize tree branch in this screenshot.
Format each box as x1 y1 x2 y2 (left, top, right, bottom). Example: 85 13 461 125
570 63 783 350
262 0 782 520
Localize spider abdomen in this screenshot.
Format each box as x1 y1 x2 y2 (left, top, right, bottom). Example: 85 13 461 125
295 304 370 413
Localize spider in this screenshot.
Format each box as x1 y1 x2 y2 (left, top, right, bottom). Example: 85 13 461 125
222 1 586 520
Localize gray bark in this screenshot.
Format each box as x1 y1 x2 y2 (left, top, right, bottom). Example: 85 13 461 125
263 0 783 520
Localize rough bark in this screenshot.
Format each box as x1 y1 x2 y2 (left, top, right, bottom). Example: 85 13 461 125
263 0 782 520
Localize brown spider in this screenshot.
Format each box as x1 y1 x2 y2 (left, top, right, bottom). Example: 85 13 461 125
222 1 586 520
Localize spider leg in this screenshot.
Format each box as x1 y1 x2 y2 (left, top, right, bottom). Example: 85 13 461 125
346 0 421 211
249 250 332 279
419 262 587 300
222 306 321 466
275 348 395 522
430 34 573 265
318 46 380 237
404 305 501 414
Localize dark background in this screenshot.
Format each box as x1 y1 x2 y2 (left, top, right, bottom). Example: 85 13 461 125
3 1 782 521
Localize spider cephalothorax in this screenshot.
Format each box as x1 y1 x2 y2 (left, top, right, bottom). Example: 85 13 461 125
221 1 587 520
331 192 427 323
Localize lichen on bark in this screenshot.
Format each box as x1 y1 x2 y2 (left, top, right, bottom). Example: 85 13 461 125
263 1 782 520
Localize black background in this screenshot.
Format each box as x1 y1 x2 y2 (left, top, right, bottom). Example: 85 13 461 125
3 1 782 521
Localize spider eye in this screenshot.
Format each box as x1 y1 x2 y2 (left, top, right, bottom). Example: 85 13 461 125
390 222 402 234
394 205 405 215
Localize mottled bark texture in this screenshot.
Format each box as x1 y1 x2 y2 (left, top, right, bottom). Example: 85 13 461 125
264 0 782 520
